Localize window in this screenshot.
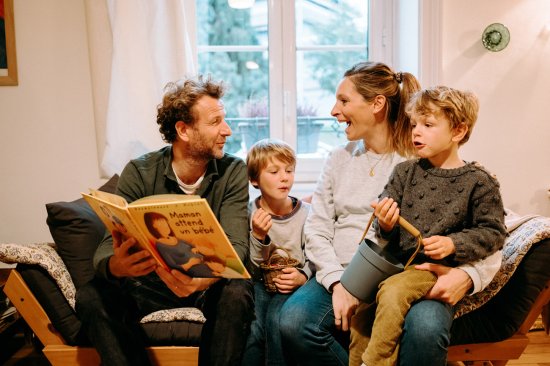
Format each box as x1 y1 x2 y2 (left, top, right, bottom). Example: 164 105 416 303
196 0 393 182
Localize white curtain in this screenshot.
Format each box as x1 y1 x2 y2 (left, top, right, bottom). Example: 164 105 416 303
86 0 196 177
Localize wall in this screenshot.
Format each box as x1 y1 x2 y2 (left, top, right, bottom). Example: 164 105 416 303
1 0 549 249
441 0 550 216
0 0 103 245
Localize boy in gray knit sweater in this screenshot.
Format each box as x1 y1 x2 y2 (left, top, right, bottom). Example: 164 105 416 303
356 86 508 366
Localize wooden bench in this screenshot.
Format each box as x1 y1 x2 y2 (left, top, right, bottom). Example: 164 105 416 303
5 268 549 365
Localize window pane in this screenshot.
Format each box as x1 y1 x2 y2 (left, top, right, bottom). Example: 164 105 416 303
295 0 368 47
296 49 367 154
198 51 269 155
295 0 368 155
196 0 269 156
197 0 267 47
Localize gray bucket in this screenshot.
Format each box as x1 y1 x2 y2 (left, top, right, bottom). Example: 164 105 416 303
341 238 404 303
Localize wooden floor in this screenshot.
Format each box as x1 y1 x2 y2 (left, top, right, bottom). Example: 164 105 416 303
449 329 550 366
507 330 550 366
4 329 549 365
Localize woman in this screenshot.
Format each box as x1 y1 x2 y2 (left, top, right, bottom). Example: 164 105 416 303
278 61 502 366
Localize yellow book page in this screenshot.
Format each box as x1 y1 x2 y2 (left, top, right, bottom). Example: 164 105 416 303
131 194 201 206
88 189 129 208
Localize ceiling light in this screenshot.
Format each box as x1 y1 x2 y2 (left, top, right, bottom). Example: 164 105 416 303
245 61 259 70
228 0 255 10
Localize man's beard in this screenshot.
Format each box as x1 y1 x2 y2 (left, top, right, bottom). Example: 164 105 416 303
189 138 224 162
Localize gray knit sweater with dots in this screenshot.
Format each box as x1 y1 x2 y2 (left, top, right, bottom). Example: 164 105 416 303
378 158 507 266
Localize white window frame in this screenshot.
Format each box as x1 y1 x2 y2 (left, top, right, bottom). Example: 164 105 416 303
194 0 427 184
271 0 393 183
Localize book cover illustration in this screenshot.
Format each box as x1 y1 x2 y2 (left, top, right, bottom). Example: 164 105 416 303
82 192 168 269
82 191 250 279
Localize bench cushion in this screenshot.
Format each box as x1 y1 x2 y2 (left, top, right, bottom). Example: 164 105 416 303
18 264 85 345
16 261 204 346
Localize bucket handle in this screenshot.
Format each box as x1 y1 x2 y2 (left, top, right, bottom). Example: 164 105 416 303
358 213 423 269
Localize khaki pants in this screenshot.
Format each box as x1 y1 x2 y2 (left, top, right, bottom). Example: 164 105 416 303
349 268 437 366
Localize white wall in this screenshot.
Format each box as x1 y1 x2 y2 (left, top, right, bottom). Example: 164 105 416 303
0 0 103 244
441 0 550 216
1 0 549 249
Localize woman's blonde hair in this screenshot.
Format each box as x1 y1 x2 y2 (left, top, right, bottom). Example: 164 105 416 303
343 61 421 157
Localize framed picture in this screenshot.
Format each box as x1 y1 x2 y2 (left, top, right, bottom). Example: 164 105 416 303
0 0 18 86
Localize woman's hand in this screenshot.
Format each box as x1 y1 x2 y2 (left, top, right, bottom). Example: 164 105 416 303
415 263 472 305
155 266 218 297
251 208 272 242
273 267 307 293
370 197 399 233
331 282 359 331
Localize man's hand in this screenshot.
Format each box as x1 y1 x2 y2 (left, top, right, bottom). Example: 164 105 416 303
331 282 359 331
370 197 399 233
251 208 272 242
155 266 218 297
423 235 455 260
273 267 306 294
415 263 472 305
109 231 157 278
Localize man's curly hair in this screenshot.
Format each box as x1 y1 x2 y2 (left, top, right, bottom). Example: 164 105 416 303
157 75 226 143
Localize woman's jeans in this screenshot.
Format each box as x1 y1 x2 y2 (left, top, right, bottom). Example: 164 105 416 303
399 299 453 366
76 274 254 366
242 282 293 366
279 279 349 366
277 279 453 366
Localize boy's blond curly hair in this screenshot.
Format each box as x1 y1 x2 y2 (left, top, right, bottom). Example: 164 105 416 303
406 86 479 145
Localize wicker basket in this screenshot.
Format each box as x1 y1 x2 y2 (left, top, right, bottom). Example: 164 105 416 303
260 247 300 292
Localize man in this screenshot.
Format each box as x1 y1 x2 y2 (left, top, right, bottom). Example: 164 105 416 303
76 75 253 366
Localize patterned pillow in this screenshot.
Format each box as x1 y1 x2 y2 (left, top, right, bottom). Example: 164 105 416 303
454 216 550 317
451 237 550 344
141 308 206 324
0 243 76 309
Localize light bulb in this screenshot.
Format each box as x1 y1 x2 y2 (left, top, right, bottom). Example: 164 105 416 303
228 0 255 9
245 61 259 70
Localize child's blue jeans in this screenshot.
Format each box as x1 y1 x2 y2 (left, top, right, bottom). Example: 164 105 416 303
242 281 293 366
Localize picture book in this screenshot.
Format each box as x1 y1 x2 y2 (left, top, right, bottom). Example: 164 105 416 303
82 189 250 279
